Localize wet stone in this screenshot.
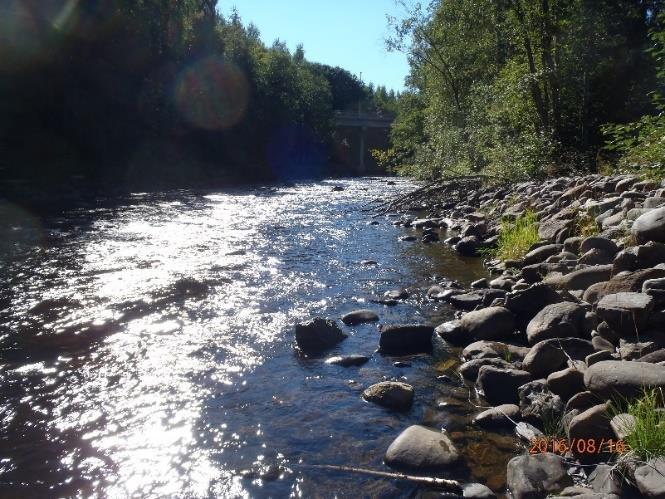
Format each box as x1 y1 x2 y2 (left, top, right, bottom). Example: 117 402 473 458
362 381 414 411
341 309 379 325
324 355 370 367
384 425 460 471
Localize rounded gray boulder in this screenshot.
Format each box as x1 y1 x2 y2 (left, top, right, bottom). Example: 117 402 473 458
460 306 516 340
632 207 665 243
362 381 414 410
384 425 460 471
526 302 587 345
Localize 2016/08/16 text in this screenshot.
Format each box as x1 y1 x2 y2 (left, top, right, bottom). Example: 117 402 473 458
529 438 630 455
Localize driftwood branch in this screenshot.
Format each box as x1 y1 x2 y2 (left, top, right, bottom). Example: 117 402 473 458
373 175 493 216
296 463 463 494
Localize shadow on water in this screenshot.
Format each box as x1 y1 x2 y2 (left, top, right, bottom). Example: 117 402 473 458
0 178 516 498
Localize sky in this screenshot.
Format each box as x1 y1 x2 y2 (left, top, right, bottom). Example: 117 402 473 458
219 0 411 92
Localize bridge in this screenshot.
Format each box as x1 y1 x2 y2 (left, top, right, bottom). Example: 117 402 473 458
332 110 394 175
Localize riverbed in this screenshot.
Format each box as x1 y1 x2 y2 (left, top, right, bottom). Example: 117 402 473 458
0 178 517 498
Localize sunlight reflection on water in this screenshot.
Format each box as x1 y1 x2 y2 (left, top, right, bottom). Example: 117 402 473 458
0 178 502 498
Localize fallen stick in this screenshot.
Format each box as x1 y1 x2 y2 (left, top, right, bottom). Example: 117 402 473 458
295 463 463 494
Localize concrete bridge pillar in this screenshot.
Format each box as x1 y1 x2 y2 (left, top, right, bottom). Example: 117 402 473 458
359 126 366 174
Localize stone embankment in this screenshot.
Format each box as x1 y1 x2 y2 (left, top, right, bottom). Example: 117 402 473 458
294 174 665 498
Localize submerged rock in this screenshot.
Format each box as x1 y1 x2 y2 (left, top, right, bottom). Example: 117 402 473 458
294 318 347 355
472 404 520 428
324 354 370 367
341 309 379 325
362 381 414 410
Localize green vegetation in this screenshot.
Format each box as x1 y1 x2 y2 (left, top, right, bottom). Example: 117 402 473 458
385 1 664 181
541 410 566 439
1 2 397 189
573 212 601 238
602 13 665 181
494 210 540 260
612 389 665 461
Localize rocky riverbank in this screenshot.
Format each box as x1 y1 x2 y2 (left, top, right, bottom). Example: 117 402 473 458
294 174 665 498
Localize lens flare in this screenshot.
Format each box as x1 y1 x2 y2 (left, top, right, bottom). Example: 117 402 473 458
0 1 115 72
174 57 249 130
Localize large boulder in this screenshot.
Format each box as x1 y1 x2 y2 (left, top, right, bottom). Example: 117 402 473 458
584 360 665 398
460 306 516 340
632 207 665 243
379 324 434 355
476 366 532 405
362 381 414 410
596 292 654 337
543 265 613 291
504 283 562 330
341 309 379 325
295 318 347 355
507 453 573 499
526 302 587 345
523 338 595 377
384 425 460 471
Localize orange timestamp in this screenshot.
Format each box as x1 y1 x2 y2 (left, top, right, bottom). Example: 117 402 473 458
530 437 630 455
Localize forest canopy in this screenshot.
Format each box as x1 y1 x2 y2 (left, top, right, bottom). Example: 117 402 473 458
0 1 397 190
383 0 665 181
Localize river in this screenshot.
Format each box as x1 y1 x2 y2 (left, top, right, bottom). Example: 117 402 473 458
0 178 518 498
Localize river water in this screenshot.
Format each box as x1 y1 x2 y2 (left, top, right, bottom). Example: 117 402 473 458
0 178 518 498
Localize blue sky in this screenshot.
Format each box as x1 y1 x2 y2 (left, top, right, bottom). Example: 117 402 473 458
219 1 410 92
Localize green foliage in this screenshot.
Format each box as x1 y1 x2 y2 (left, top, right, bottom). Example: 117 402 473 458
573 212 601 238
0 2 397 187
612 389 665 461
387 0 662 180
541 410 566 439
494 210 540 260
602 12 665 180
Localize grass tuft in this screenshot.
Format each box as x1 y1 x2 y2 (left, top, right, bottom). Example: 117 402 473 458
621 388 665 461
494 209 540 260
573 211 601 238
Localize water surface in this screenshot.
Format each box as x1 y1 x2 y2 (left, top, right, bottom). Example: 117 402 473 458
0 178 516 498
